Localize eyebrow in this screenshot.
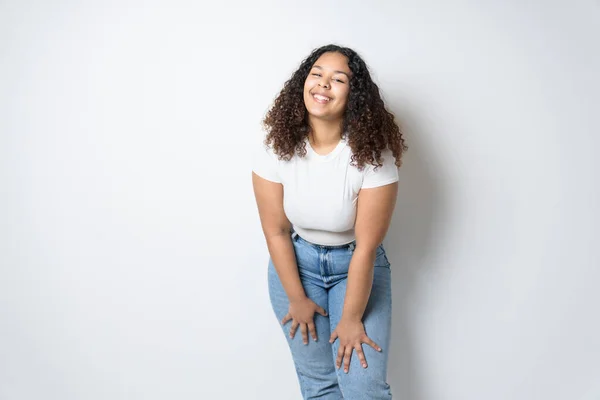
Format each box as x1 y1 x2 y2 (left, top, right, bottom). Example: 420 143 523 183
312 65 351 78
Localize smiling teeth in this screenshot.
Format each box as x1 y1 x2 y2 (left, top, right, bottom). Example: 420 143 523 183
314 94 330 101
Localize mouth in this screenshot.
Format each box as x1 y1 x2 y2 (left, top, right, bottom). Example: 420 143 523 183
311 93 332 104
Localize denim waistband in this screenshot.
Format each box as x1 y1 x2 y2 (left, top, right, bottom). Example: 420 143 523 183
290 228 356 251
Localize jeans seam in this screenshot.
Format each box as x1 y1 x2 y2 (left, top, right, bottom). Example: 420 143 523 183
292 358 308 398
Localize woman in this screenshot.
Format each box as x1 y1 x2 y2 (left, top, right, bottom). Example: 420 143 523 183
252 44 407 399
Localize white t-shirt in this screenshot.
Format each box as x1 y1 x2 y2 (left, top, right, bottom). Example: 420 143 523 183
252 136 399 246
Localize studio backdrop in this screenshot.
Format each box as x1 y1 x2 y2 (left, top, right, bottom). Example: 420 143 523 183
1 1 599 399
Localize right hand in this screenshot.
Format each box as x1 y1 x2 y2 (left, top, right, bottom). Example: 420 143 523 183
281 297 328 344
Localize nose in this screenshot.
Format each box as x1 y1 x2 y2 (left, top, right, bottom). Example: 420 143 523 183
318 78 330 89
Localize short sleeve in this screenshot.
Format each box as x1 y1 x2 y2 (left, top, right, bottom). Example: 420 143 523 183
252 140 281 183
361 148 399 189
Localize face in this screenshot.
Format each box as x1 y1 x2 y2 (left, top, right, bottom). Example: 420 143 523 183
303 52 352 122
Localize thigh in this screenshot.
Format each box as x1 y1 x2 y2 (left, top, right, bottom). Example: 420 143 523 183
328 250 392 398
268 259 331 344
268 260 342 399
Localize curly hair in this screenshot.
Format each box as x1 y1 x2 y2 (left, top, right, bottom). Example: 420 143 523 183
262 44 407 170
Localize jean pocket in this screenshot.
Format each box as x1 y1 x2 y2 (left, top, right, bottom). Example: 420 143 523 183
374 244 391 268
347 243 390 267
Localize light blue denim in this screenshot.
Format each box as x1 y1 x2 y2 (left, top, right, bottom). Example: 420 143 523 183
268 229 393 399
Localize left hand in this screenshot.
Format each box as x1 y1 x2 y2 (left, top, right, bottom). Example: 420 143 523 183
329 317 382 373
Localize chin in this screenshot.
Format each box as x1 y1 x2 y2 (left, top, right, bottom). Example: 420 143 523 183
305 104 333 117
307 110 331 120
312 110 343 120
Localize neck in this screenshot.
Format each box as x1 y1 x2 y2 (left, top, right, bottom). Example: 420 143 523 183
307 117 344 146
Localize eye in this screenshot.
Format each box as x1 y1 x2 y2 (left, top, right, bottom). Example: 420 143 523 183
334 78 346 83
311 73 321 77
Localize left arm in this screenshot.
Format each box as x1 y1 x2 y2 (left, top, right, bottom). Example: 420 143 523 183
330 181 398 372
342 181 398 321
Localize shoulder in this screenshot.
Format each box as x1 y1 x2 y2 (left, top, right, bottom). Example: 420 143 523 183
360 148 399 189
252 139 282 183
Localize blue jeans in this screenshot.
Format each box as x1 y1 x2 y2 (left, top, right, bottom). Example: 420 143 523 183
268 230 393 399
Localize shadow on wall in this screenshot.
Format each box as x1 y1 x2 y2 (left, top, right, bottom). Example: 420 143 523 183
385 108 446 400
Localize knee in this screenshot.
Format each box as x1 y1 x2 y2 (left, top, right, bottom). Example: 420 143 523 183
337 373 392 400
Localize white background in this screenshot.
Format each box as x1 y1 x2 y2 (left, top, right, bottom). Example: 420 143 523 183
1 1 599 399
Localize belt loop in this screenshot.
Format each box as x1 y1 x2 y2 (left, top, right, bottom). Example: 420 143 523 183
348 241 355 251
291 231 298 240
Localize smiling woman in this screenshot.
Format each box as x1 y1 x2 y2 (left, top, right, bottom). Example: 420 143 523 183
252 44 407 399
303 53 352 123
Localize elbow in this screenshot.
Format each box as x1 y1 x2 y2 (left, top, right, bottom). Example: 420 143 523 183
263 225 292 241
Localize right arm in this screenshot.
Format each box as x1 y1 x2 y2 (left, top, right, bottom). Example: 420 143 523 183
251 172 306 302
252 172 327 343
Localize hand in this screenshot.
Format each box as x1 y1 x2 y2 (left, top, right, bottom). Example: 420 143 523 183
281 297 328 345
329 317 382 373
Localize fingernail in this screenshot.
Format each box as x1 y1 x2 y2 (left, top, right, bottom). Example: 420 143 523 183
378 348 382 352
344 369 348 373
363 363 367 368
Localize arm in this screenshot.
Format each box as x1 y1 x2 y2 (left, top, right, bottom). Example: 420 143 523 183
330 181 398 372
342 181 398 322
252 172 328 343
252 172 306 302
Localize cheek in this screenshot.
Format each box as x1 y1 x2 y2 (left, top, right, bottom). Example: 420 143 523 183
336 89 350 105
303 85 312 101
304 76 317 89
303 82 314 98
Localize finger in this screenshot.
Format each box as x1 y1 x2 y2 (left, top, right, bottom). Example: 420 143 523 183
329 331 338 344
289 320 299 339
317 306 328 317
343 346 353 373
301 323 308 345
362 335 382 352
281 313 292 325
308 322 318 342
335 345 344 369
355 344 368 368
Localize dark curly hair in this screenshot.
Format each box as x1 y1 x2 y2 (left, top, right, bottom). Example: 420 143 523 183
262 44 407 170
